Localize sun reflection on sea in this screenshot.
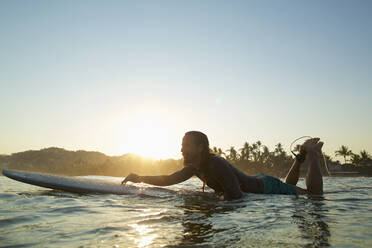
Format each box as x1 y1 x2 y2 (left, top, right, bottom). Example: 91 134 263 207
130 224 157 247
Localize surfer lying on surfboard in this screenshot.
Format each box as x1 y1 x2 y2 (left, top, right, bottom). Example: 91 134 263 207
122 131 324 200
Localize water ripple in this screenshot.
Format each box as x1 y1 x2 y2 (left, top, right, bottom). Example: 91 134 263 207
0 176 371 247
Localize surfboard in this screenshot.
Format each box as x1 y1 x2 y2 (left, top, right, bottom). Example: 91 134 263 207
2 169 172 196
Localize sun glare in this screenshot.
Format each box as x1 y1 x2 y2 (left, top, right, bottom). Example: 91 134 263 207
130 224 157 247
119 112 179 159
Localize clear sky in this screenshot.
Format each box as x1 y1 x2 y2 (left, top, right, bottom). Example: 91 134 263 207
1 0 371 159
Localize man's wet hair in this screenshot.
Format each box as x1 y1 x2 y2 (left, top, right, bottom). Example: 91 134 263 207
185 131 209 149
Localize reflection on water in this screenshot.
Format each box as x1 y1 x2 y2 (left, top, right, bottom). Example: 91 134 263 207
292 196 330 247
1 177 371 247
174 194 333 247
130 224 157 248
176 194 247 247
179 195 217 245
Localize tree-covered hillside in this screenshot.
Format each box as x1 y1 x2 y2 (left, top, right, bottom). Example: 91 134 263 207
1 142 371 177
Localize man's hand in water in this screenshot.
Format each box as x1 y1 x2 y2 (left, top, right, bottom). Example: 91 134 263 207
121 173 141 185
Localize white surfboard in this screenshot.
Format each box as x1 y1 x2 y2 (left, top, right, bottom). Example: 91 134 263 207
2 169 173 196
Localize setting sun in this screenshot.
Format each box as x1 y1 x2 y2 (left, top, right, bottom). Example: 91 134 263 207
118 112 180 159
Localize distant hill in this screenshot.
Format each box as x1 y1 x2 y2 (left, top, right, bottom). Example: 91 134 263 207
0 147 183 176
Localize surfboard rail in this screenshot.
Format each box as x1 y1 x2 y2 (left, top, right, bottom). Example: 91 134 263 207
2 169 139 195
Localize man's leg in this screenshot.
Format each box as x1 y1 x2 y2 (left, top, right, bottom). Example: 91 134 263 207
285 138 318 186
295 138 324 195
305 144 323 195
285 138 324 195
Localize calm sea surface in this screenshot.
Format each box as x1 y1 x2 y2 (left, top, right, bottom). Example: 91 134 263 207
0 175 371 248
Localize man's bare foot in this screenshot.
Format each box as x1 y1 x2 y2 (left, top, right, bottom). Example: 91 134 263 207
300 138 323 158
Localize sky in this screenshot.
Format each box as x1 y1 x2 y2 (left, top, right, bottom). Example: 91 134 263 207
0 0 371 160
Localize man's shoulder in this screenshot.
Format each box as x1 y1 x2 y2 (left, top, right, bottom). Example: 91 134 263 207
209 154 230 166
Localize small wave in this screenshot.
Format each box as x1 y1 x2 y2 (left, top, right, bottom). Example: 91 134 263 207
0 193 18 200
0 176 371 248
0 215 41 227
46 206 99 215
0 241 40 248
137 215 180 225
327 197 371 202
83 225 131 235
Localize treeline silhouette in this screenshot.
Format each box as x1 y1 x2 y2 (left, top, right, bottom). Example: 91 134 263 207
0 147 183 177
0 142 371 177
212 142 371 177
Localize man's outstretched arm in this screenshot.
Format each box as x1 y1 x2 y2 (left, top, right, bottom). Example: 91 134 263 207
122 166 196 186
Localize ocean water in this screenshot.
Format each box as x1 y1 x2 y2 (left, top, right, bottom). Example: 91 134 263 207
0 175 371 248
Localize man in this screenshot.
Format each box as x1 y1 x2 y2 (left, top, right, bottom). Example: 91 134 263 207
122 131 324 200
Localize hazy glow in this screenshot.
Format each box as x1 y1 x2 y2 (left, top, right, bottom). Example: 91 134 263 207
119 111 178 159
0 1 371 157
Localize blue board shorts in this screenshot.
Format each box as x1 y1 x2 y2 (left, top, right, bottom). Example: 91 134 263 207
256 174 298 195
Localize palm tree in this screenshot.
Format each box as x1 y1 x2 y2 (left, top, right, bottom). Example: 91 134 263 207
272 142 288 168
335 145 352 164
212 146 225 157
360 150 371 161
239 142 250 161
255 141 262 162
350 153 361 166
212 146 218 154
251 143 258 162
226 146 238 162
274 143 285 156
323 154 333 163
217 148 225 158
261 145 271 164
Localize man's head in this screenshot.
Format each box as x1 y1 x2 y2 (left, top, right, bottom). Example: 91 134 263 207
181 131 210 167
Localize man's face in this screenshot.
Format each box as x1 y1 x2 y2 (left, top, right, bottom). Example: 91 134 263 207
181 135 201 165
